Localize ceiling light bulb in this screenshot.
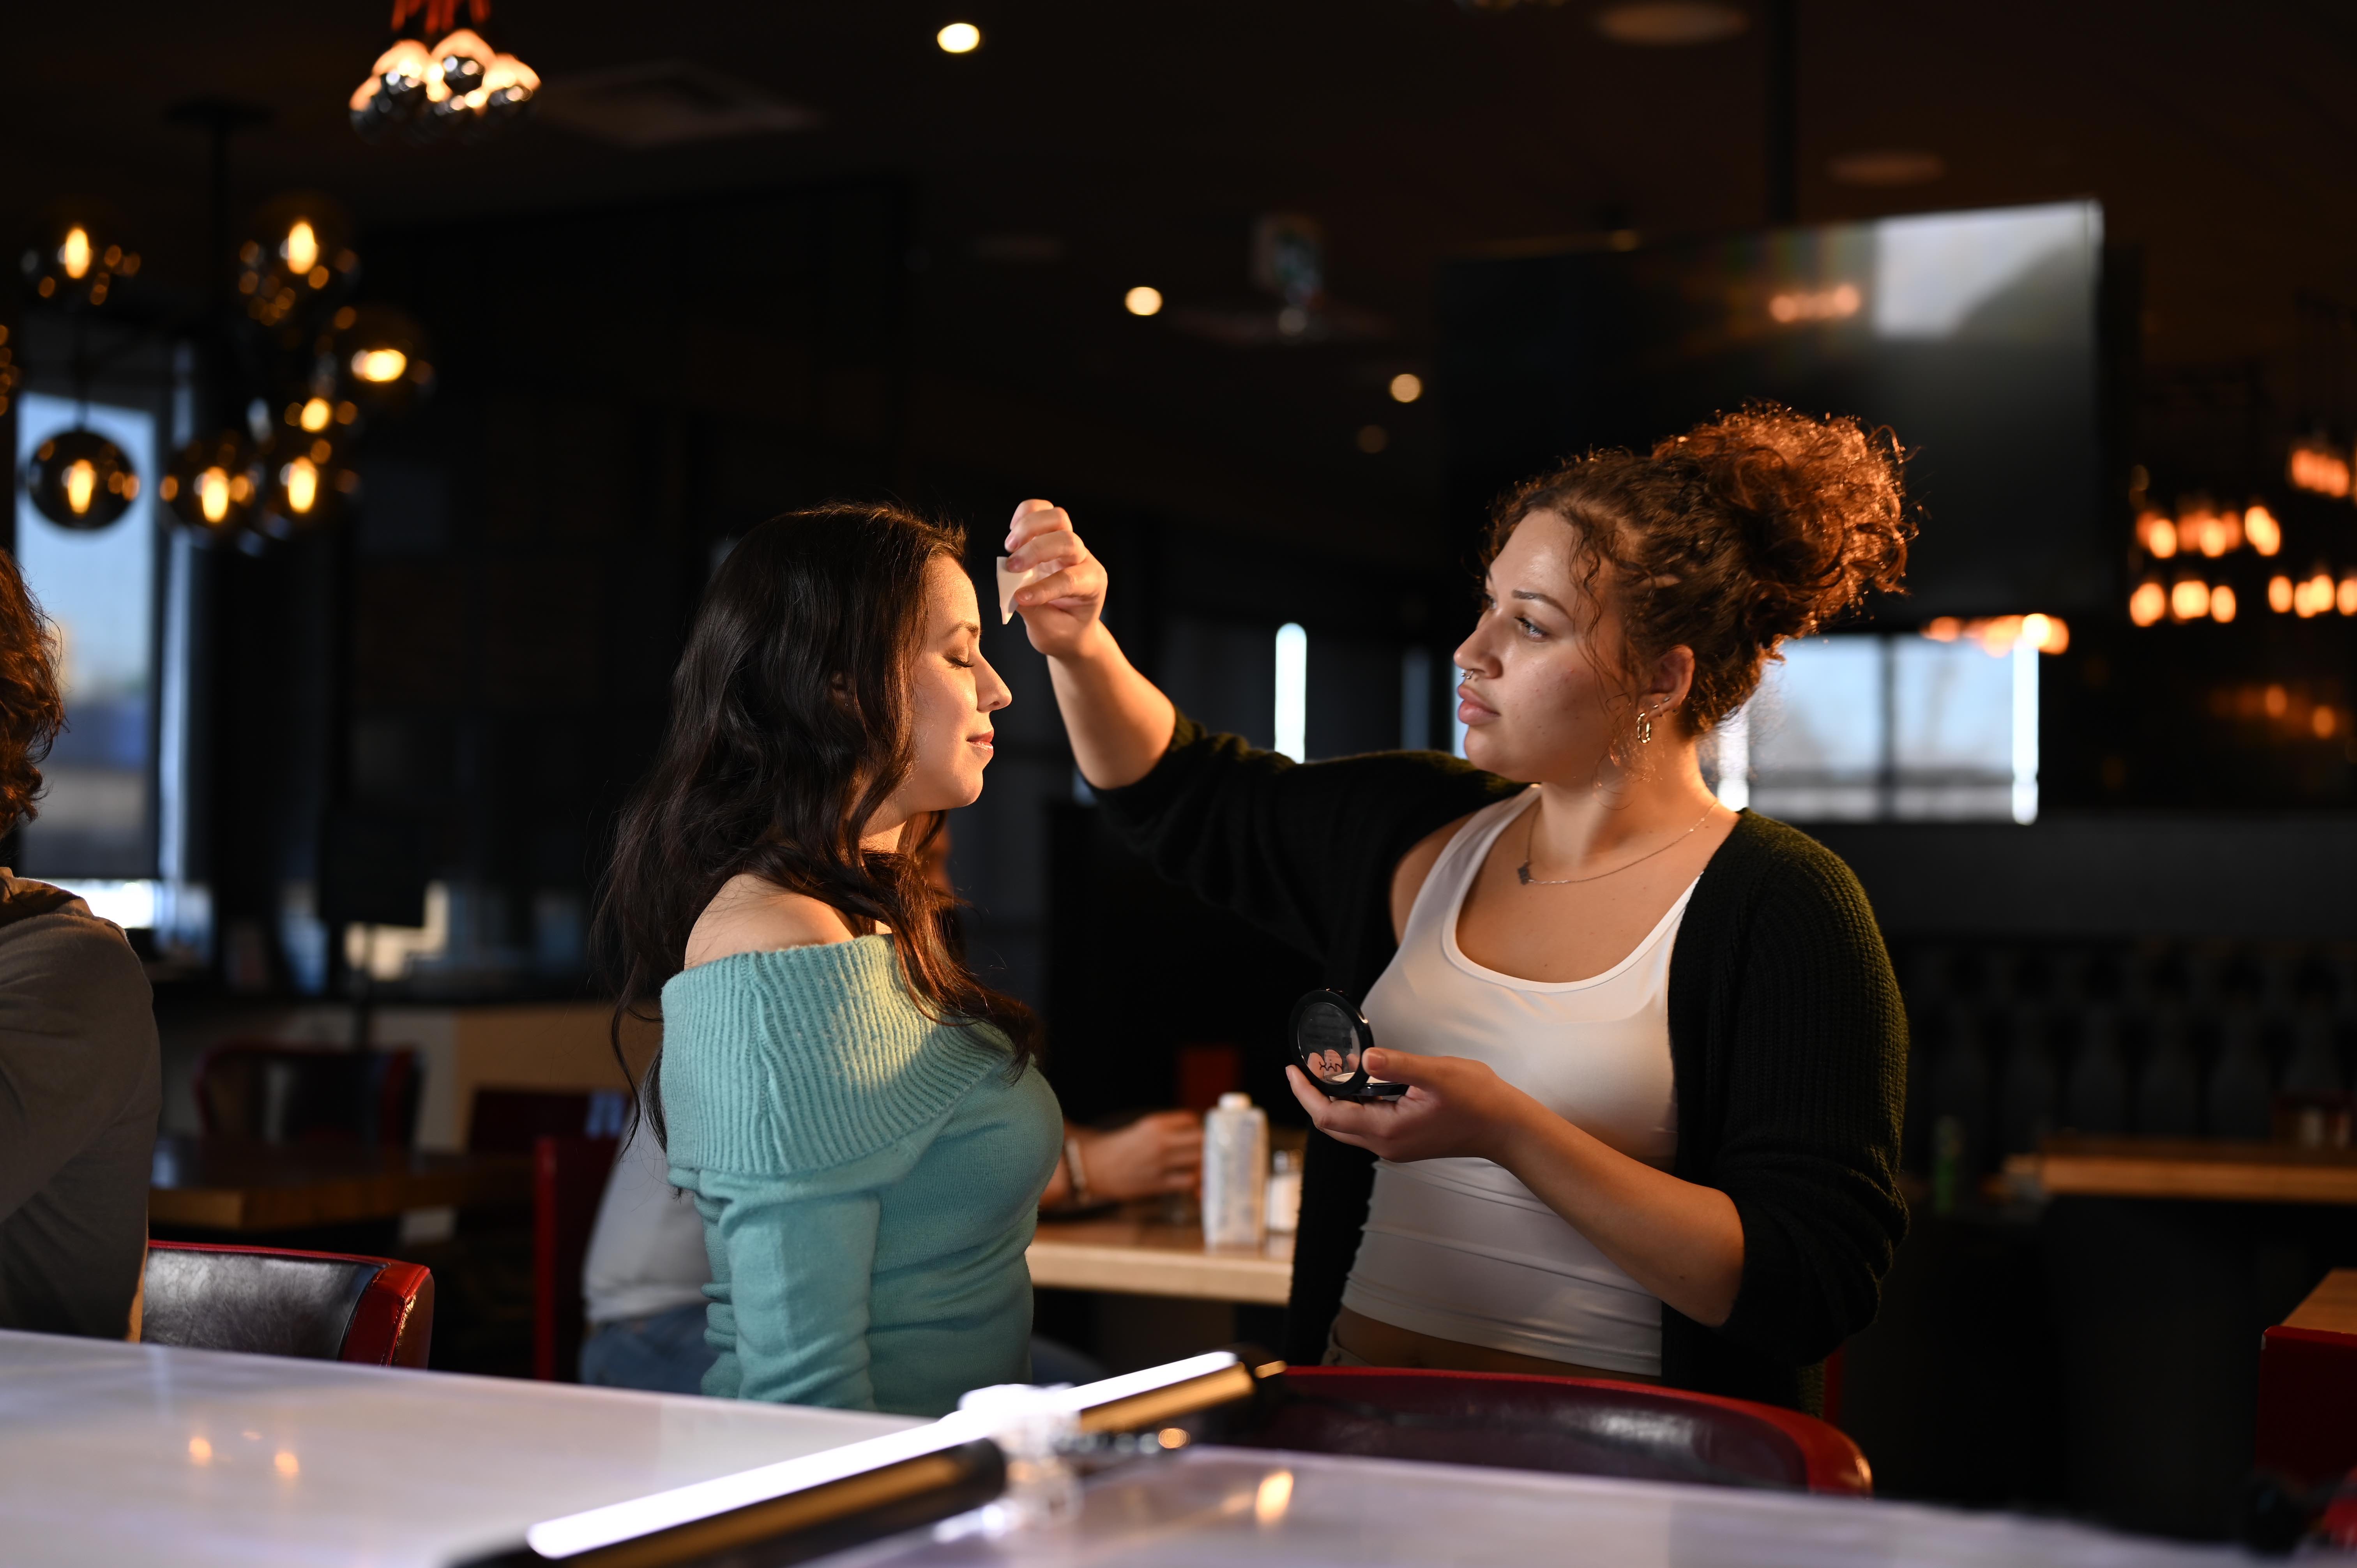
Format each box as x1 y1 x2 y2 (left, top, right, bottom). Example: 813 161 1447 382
2210 584 2237 623
937 22 981 53
300 398 332 432
1389 373 1423 404
64 460 95 515
1124 286 1163 317
2244 505 2281 556
352 348 409 383
2170 579 2209 621
2269 575 2294 613
61 227 92 280
2128 581 2166 627
284 220 320 275
200 469 230 524
284 458 320 515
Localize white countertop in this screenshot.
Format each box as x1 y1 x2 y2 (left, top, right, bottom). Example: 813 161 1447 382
0 1329 915 1567
2 1331 2258 1568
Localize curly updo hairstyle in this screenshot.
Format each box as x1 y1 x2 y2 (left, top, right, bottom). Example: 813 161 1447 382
1486 403 1913 736
0 550 63 836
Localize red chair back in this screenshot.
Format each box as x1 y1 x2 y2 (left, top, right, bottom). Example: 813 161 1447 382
143 1242 435 1368
1250 1366 1871 1495
534 1134 620 1381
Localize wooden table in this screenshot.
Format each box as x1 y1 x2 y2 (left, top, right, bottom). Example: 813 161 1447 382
148 1135 531 1232
2285 1268 2357 1334
2020 1135 2357 1206
1028 1211 1294 1305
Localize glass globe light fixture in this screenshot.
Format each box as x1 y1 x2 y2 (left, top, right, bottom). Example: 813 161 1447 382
23 429 140 530
161 432 262 539
352 0 535 145
19 204 140 308
238 194 360 329
351 38 435 142
331 305 435 417
257 429 358 537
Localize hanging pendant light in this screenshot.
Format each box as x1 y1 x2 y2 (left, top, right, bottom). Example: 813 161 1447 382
23 429 140 531
257 426 359 537
351 0 537 145
237 194 360 330
331 305 435 417
161 433 263 539
18 203 140 307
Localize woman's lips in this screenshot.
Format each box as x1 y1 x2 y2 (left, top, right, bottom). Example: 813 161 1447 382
1456 685 1495 725
967 731 995 754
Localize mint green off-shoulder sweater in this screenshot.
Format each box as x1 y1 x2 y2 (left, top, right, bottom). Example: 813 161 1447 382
659 936 1061 1416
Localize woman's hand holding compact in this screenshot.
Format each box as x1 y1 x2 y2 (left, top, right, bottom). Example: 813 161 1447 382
1285 1047 1547 1166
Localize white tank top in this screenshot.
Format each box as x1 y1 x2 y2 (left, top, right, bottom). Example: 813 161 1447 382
1339 789 1689 1376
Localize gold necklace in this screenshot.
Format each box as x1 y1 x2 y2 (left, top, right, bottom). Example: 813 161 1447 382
1515 802 1719 887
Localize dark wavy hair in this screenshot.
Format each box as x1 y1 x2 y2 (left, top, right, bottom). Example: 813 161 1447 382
0 550 63 835
597 503 1037 1144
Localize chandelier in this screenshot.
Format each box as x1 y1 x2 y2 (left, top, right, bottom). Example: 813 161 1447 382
350 0 538 145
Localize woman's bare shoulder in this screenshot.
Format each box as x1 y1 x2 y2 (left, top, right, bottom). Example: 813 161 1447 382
684 874 861 968
1389 812 1477 942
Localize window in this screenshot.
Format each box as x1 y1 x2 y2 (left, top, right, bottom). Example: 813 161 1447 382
1721 630 2043 823
12 392 161 880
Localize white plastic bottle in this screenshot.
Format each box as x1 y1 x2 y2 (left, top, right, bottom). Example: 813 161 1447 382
1265 1147 1302 1235
1201 1092 1269 1249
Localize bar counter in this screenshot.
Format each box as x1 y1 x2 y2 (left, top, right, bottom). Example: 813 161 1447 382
0 1330 2258 1568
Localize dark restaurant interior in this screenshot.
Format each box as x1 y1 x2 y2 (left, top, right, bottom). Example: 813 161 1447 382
4 2 2356 1563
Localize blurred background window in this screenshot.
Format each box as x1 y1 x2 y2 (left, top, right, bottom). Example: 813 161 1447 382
1736 632 2035 824
11 390 160 886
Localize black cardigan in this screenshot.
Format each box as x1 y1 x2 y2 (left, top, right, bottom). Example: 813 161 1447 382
1095 715 1909 1412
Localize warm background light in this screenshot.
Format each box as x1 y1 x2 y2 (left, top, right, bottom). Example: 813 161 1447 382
1124 285 1163 317
2170 579 2210 620
1389 372 1423 403
937 21 981 53
2129 581 2166 625
2209 584 2237 622
2244 504 2282 555
2269 575 2294 613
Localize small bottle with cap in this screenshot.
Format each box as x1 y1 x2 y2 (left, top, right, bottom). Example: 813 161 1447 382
1201 1092 1268 1250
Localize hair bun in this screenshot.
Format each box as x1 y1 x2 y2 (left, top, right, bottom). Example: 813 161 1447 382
1658 404 1911 642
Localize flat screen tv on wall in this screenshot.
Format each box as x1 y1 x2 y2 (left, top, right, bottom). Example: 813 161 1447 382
1440 200 2112 618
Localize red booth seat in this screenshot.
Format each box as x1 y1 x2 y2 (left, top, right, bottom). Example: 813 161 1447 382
143 1242 435 1368
1247 1365 1871 1496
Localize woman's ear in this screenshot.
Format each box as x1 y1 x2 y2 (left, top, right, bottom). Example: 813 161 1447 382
1645 645 1697 718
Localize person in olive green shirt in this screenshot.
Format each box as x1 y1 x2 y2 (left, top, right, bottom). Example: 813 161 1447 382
0 548 159 1342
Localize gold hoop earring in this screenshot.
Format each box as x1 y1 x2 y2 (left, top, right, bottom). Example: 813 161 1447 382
1637 708 1654 746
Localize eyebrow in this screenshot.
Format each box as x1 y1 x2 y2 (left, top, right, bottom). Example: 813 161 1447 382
949 620 981 638
1510 589 1572 615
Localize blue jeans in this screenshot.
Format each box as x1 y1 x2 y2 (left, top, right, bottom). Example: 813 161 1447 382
579 1303 720 1395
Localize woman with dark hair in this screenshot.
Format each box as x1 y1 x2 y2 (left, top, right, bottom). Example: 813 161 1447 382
601 503 1060 1416
1006 406 1912 1412
0 549 160 1340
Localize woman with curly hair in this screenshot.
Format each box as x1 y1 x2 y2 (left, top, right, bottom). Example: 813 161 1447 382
1007 404 1912 1412
0 549 160 1339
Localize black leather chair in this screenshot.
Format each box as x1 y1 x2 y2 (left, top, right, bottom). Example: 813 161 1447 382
143 1242 435 1367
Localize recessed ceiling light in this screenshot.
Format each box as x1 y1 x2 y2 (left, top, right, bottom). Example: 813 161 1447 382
1827 148 1946 186
936 22 981 54
1124 286 1163 317
1389 373 1423 404
1592 3 1747 46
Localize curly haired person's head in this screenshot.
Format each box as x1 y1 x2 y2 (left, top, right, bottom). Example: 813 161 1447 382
0 551 62 837
1458 404 1911 783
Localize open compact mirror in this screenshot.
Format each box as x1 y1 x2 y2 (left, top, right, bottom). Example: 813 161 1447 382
1287 990 1406 1100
